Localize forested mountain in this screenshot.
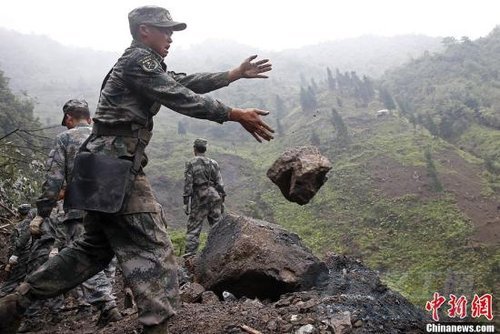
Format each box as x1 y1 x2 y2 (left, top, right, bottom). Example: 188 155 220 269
0 27 498 314
383 27 500 169
0 69 47 209
0 28 442 126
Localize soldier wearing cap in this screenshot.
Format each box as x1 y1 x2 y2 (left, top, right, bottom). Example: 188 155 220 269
183 138 225 256
10 99 121 330
0 5 274 334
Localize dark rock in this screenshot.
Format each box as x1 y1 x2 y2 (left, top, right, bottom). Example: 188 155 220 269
180 282 205 303
200 291 219 304
267 146 332 205
194 214 329 301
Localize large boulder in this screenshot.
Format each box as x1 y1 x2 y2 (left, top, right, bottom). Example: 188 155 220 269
267 146 332 205
193 214 328 300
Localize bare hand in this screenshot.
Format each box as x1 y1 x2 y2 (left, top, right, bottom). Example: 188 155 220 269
229 108 275 142
229 55 272 81
29 215 44 238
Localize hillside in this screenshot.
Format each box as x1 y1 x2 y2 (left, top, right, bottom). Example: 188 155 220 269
0 27 498 319
383 27 500 169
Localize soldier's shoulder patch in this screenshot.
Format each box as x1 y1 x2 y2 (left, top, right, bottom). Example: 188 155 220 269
139 55 160 72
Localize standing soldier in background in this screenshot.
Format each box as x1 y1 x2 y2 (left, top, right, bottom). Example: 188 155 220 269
183 138 225 256
0 6 273 334
27 99 121 327
0 204 34 297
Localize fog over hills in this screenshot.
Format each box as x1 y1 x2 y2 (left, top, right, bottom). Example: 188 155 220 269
0 28 442 125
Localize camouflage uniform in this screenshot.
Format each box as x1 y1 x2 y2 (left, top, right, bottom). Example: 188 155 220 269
0 209 35 297
34 115 118 314
183 140 225 255
19 8 233 328
20 205 65 330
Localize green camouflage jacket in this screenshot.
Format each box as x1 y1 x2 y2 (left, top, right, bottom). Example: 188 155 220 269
37 124 92 218
183 155 225 198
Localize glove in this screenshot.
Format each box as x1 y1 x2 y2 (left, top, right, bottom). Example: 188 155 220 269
183 204 190 216
49 248 59 258
8 255 18 265
4 264 11 272
29 215 44 238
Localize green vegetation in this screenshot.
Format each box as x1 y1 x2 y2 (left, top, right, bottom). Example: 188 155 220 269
0 69 47 210
0 28 497 313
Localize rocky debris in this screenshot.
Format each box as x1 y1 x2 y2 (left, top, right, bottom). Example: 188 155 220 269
267 146 332 205
201 290 220 304
1 218 426 334
167 251 426 333
193 214 329 300
180 282 205 303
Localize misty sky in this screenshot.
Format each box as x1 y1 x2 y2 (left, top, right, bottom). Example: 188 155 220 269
1 0 499 52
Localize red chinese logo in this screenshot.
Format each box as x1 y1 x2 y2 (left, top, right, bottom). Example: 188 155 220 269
426 292 446 321
425 293 494 321
471 294 493 321
448 294 467 319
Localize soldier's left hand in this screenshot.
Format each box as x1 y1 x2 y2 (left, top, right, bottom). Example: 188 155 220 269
29 215 44 238
231 55 272 80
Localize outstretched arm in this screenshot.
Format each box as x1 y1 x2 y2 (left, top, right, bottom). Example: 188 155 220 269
228 55 272 82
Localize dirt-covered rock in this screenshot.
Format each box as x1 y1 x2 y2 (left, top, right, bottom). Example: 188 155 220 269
267 146 332 205
193 214 329 300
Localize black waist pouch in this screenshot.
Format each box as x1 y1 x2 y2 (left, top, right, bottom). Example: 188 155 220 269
64 152 133 213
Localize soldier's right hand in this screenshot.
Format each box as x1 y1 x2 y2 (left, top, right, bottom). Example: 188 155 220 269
229 108 274 142
29 215 44 238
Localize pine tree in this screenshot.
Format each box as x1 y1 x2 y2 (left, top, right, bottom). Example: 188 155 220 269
327 67 336 91
330 108 350 146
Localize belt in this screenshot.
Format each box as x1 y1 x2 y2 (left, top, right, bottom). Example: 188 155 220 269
92 123 152 143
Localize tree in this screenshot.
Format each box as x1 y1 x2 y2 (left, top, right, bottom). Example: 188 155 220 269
0 68 46 212
300 86 318 113
379 87 397 110
327 67 336 91
424 147 443 192
275 95 286 118
330 108 350 146
424 114 439 137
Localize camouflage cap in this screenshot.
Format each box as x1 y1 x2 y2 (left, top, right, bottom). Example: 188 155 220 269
17 203 31 215
193 138 208 149
61 99 90 126
128 6 186 35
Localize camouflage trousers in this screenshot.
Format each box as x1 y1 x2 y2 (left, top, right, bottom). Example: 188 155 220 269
23 210 180 326
185 187 223 255
60 218 117 311
24 238 64 319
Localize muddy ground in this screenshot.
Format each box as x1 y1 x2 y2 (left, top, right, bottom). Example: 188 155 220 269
0 227 427 334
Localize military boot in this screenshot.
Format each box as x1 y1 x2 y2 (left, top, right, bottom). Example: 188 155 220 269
96 306 122 328
143 321 169 334
0 293 25 334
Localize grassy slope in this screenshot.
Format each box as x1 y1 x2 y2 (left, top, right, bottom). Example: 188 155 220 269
147 93 499 310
